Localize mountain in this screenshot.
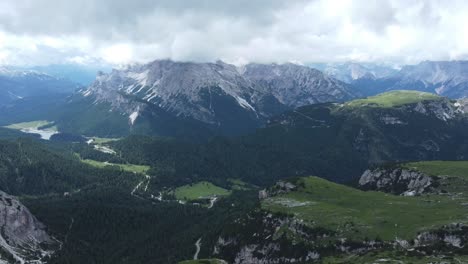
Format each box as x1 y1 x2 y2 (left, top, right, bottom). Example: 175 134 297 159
0 67 86 127
0 67 80 106
312 62 398 83
348 61 468 98
53 60 356 138
19 63 112 85
395 60 468 98
241 63 355 106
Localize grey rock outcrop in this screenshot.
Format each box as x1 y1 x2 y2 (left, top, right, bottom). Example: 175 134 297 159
412 98 465 121
0 191 57 263
359 167 434 195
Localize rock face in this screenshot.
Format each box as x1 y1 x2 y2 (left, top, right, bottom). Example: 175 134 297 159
79 60 356 135
242 63 355 107
411 98 466 121
410 223 467 251
213 212 330 264
359 167 434 195
396 61 468 98
0 191 57 263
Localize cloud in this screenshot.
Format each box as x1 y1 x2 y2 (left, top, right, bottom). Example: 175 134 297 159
0 0 467 66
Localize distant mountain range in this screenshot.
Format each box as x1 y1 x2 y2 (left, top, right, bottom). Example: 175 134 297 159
311 62 398 83
0 67 79 106
2 59 468 264
4 59 468 139
17 64 112 85
57 60 355 138
319 61 468 98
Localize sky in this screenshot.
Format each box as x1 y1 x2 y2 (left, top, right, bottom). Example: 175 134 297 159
0 0 467 66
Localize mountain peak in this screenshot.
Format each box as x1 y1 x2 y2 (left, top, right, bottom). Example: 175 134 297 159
74 59 357 136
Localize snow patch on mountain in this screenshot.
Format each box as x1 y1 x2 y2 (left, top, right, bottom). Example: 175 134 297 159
129 110 139 125
82 89 92 97
128 69 149 87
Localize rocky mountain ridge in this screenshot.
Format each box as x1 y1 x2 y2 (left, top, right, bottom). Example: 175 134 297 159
79 60 355 132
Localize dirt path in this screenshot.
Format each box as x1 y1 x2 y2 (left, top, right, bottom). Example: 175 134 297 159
193 238 202 260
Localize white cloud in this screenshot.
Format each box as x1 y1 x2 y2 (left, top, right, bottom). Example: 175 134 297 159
99 44 134 65
0 0 467 66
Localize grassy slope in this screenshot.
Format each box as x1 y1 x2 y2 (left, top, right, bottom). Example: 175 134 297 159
90 137 121 144
81 159 149 174
5 120 57 131
403 160 468 199
404 160 468 178
75 154 150 174
262 176 468 241
228 179 253 191
174 181 231 201
346 90 441 108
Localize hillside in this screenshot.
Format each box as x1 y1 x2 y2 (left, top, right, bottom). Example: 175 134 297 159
241 90 468 181
46 60 355 138
207 161 468 263
100 91 468 186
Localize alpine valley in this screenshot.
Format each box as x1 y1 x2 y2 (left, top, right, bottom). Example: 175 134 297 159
2 59 468 264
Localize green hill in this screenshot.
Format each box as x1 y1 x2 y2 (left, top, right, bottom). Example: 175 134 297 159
174 181 231 201
346 90 442 108
212 170 468 263
262 176 468 240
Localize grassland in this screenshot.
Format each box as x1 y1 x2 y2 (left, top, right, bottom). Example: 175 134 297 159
228 178 253 190
174 181 231 201
75 153 150 174
403 160 468 178
345 90 441 108
89 137 121 144
81 159 150 174
262 176 468 241
402 160 468 197
5 120 57 131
